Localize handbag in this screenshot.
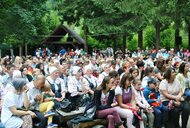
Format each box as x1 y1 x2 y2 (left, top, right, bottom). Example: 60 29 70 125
56 98 74 112
84 102 96 119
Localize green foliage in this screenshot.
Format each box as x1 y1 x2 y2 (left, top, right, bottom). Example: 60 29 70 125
160 28 175 48
127 35 138 51
144 26 155 49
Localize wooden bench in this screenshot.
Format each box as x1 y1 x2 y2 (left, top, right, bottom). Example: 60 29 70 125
67 119 107 128
57 107 85 121
57 107 107 128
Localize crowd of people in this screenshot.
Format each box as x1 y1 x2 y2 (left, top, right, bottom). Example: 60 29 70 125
0 47 190 128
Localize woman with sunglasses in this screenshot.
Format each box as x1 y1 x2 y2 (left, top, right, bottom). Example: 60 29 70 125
94 76 125 128
160 67 190 128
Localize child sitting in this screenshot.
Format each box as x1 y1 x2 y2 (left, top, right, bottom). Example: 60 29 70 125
39 82 57 128
133 78 154 128
143 78 169 128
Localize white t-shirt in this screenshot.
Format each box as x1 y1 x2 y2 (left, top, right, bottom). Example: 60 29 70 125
159 79 181 102
115 86 123 96
101 92 109 105
1 91 24 128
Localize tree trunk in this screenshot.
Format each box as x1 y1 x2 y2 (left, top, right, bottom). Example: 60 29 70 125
113 35 117 60
138 30 143 49
155 21 161 50
19 46 23 56
122 33 127 58
188 25 190 49
174 0 180 52
25 43 28 56
175 28 180 52
83 24 88 53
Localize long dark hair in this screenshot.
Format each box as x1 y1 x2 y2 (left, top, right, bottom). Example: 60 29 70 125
97 76 112 90
178 62 186 74
120 73 133 88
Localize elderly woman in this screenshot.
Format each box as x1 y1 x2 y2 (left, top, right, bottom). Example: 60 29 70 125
82 64 98 95
160 67 190 128
68 66 88 107
46 66 67 108
1 78 36 128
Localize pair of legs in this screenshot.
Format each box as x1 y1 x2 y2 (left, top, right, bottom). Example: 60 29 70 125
114 106 135 128
39 101 54 125
141 110 154 128
153 105 169 128
163 101 190 128
96 107 124 128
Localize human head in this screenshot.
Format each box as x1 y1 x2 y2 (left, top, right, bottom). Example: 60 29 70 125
20 65 28 76
12 78 27 94
136 61 144 70
6 64 15 76
132 78 141 91
179 62 189 74
111 60 116 69
128 58 135 67
120 73 133 88
84 65 93 76
122 61 130 72
156 60 164 71
72 66 82 78
163 67 176 83
34 74 45 89
144 66 154 77
49 66 59 79
13 70 22 78
109 70 119 85
147 78 157 89
35 63 44 70
129 68 139 79
103 64 111 74
99 76 114 91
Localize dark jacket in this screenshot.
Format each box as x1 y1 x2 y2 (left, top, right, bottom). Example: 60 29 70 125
143 85 160 104
94 90 115 110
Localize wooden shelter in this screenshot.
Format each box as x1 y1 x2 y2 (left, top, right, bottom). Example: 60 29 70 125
42 25 87 51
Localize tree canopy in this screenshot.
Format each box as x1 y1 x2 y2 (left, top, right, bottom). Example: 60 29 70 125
1 0 190 54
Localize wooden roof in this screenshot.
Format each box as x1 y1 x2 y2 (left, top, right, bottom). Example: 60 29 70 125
42 25 86 44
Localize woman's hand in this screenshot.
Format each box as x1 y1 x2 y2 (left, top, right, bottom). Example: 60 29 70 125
146 107 154 113
176 95 182 102
110 85 116 90
111 102 118 107
54 97 62 102
23 86 29 93
27 111 36 118
174 101 181 107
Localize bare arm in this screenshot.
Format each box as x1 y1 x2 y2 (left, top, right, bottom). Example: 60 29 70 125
9 106 29 116
117 94 137 111
23 92 30 109
160 89 183 101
